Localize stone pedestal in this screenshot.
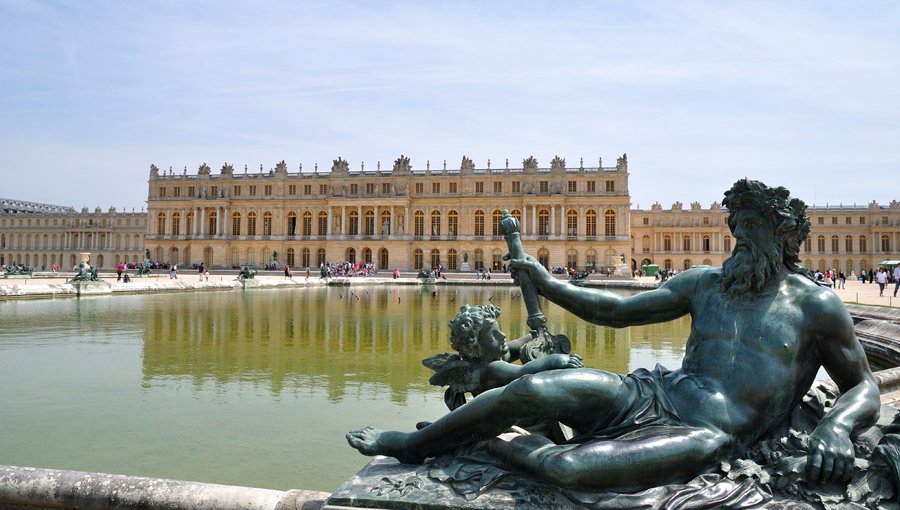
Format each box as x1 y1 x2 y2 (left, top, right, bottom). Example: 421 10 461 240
241 279 261 289
72 280 112 296
459 262 471 273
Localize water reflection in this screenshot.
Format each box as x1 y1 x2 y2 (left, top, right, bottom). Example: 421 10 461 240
141 286 690 403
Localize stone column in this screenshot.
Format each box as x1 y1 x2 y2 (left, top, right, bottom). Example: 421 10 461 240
550 206 555 236
341 206 347 236
532 206 537 236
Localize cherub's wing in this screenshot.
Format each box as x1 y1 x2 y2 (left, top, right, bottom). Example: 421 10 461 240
422 352 462 371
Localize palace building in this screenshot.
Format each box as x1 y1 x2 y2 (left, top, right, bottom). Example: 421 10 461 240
0 198 147 270
632 199 900 276
144 155 632 272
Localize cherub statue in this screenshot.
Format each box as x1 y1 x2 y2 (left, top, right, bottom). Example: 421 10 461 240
423 304 582 410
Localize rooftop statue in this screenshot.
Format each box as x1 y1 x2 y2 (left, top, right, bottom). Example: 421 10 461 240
346 179 881 499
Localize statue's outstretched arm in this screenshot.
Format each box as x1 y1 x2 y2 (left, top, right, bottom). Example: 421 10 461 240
509 258 694 328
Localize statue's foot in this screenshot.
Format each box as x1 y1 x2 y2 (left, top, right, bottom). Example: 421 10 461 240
346 427 425 464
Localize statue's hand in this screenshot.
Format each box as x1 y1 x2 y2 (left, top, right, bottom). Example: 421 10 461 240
499 211 520 236
806 423 854 484
507 256 548 286
549 353 583 369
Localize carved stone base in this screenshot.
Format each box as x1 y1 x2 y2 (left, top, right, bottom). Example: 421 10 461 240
241 279 261 289
71 280 112 296
459 262 471 273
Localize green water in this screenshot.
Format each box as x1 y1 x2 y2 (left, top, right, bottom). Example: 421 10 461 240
0 285 690 492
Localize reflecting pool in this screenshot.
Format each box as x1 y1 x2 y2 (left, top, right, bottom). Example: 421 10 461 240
0 285 690 491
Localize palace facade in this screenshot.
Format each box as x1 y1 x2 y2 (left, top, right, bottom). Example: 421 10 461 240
0 198 147 270
632 200 900 276
144 155 632 272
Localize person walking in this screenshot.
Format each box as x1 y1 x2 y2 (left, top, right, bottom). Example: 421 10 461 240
170 265 178 279
876 267 887 297
894 265 900 297
198 263 205 281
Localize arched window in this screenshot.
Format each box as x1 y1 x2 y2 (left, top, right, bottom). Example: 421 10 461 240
301 248 310 268
860 236 867 253
604 209 616 237
232 212 242 236
318 212 328 236
492 210 503 236
448 210 458 237
804 236 811 252
474 210 485 237
567 249 577 269
474 249 484 270
538 209 550 235
431 210 441 236
586 209 597 237
263 211 273 236
302 211 312 237
431 249 441 268
414 210 425 237
379 248 389 269
566 209 578 238
169 247 179 265
349 210 359 235
817 235 826 253
492 249 503 270
702 235 710 252
208 211 217 235
586 249 597 269
447 249 457 270
414 248 424 270
683 235 691 252
246 248 255 265
204 247 213 268
683 259 692 270
171 212 181 236
845 235 853 253
664 235 672 252
316 248 326 267
231 248 240 267
831 235 839 253
156 212 166 235
287 248 295 267
346 247 356 263
287 211 298 237
511 209 522 228
364 210 375 236
724 236 732 253
185 212 194 235
882 234 892 253
363 247 372 264
537 248 550 268
604 248 617 269
247 212 257 236
664 258 672 270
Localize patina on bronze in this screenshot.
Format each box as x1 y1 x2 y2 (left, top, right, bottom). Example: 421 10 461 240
347 179 880 496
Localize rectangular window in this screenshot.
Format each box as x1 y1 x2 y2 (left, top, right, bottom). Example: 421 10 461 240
860 216 866 224
475 182 484 193
643 217 649 225
568 181 576 193
539 181 548 193
367 183 376 194
845 217 852 225
415 182 424 194
494 181 502 193
382 183 390 194
249 185 257 196
188 186 195 197
350 183 358 195
831 216 837 225
233 185 241 196
159 187 166 197
512 181 521 193
449 182 457 193
703 217 709 225
817 217 824 225
211 186 218 197
320 184 328 195
264 185 272 196
173 187 181 197
432 182 441 194
605 180 615 192
587 181 596 192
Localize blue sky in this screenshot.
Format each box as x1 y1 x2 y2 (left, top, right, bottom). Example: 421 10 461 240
1 1 898 212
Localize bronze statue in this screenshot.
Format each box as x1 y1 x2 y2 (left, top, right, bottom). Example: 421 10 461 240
347 179 880 492
423 304 582 410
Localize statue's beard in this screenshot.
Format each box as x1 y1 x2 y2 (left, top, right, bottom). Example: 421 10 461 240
721 240 782 299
